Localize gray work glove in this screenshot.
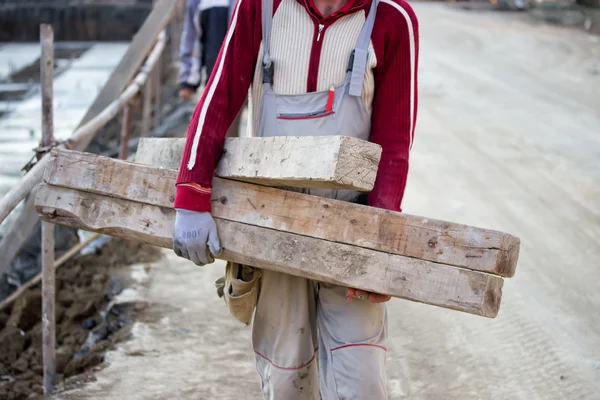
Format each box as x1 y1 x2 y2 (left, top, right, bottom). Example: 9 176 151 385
172 209 222 266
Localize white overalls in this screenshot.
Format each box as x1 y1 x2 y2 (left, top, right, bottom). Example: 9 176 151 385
221 0 388 398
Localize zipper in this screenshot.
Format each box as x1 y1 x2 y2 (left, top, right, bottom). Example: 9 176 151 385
304 0 368 92
307 18 326 92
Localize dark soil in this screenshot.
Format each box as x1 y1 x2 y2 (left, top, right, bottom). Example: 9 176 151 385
0 239 161 400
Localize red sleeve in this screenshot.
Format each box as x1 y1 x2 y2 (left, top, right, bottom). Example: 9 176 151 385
368 0 419 212
175 0 263 212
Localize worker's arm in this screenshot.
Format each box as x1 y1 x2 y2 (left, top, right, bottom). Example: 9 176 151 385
175 0 262 212
368 0 419 212
179 0 202 92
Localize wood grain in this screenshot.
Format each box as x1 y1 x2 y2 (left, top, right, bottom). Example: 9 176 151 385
135 136 382 191
45 149 520 277
35 184 503 318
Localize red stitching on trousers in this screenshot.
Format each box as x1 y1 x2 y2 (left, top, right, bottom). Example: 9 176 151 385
331 343 387 352
254 348 318 371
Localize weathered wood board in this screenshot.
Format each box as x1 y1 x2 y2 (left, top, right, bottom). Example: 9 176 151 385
45 149 520 277
35 184 504 318
135 136 382 191
0 191 40 277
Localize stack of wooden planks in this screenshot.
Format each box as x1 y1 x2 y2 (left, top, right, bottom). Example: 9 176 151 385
35 137 520 318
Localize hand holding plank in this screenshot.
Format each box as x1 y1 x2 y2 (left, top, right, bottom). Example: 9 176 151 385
173 209 222 266
346 288 391 303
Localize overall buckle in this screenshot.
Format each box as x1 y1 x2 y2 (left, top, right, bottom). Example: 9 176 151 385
262 61 274 85
346 50 356 73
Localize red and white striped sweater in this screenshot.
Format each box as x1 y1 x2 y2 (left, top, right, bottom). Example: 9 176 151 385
175 0 419 213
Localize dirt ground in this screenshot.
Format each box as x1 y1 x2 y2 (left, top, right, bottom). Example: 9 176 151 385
54 3 600 400
0 240 161 400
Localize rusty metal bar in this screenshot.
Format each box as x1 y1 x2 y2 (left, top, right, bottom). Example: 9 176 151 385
119 103 133 159
152 53 163 129
141 77 153 135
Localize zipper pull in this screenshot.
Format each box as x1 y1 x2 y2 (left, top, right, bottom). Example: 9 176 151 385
317 24 324 42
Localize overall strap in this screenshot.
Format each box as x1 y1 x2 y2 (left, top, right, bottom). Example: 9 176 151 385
261 0 274 85
348 0 379 96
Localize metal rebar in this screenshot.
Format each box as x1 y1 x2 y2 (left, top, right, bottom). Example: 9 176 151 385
119 103 132 159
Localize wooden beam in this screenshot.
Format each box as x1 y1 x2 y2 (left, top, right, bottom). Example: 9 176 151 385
40 24 54 148
35 184 503 318
44 149 520 277
135 136 382 191
40 24 56 398
77 0 178 128
0 185 40 280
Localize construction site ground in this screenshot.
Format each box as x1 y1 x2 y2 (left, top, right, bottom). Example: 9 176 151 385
54 3 600 399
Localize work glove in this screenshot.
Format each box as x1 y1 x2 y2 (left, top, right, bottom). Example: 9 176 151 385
172 209 222 266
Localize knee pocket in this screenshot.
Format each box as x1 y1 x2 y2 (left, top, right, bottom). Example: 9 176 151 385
254 355 320 400
319 285 387 344
330 345 387 400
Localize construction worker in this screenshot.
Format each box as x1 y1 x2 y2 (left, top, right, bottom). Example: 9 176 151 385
173 0 418 397
179 0 244 137
178 0 234 102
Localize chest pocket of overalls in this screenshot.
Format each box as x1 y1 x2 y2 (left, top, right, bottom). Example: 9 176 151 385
258 0 378 144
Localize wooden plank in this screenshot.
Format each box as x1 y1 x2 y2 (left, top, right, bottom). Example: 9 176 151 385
0 195 40 278
40 25 57 397
77 0 178 128
45 149 520 277
40 24 54 148
41 221 56 397
135 136 382 191
35 184 503 318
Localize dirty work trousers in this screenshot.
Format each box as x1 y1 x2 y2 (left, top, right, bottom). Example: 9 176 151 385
252 269 388 399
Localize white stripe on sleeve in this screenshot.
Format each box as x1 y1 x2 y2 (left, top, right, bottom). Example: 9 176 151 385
380 0 416 149
187 0 244 170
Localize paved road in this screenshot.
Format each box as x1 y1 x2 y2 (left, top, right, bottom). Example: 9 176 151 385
58 3 600 399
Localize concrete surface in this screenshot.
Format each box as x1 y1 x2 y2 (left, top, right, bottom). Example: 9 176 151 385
56 3 600 399
0 43 40 80
0 43 128 197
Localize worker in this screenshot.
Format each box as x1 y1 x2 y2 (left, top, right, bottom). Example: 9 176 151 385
173 0 418 397
178 0 234 102
179 0 244 137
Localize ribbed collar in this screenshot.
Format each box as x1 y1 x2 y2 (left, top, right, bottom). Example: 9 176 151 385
298 0 371 22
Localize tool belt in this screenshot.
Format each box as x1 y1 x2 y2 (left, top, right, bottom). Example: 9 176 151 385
215 263 262 325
